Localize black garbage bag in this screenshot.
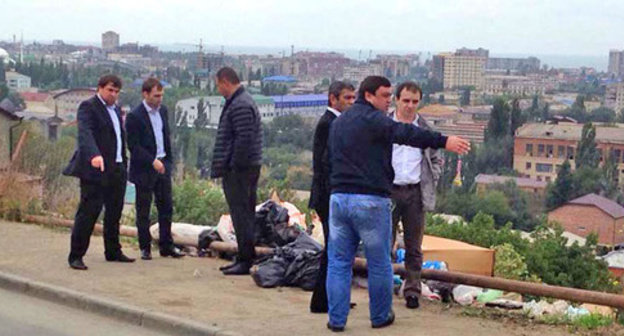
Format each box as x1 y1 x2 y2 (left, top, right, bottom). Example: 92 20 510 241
251 255 289 288
251 233 323 290
198 227 221 250
254 200 301 247
284 250 321 290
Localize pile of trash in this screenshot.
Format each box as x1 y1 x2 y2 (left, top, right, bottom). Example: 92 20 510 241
388 258 614 321
151 199 322 291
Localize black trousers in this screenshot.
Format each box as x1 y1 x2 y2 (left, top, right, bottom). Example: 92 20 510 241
222 166 260 264
69 164 126 261
135 173 174 251
309 198 329 312
391 184 425 298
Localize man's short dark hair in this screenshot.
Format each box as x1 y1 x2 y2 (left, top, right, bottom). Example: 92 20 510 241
395 81 422 99
142 77 163 93
328 81 355 106
97 74 122 89
358 76 391 99
216 67 240 84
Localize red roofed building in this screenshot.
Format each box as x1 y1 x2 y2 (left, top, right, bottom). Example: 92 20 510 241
548 193 624 246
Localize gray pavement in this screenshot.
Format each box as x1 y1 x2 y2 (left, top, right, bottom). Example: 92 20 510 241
0 287 174 336
0 220 576 336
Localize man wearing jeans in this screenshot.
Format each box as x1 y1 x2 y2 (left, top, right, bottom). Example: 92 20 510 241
326 76 470 331
390 82 443 309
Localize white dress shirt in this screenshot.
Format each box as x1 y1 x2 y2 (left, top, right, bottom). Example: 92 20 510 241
97 94 123 163
143 100 166 159
392 114 422 185
327 107 341 117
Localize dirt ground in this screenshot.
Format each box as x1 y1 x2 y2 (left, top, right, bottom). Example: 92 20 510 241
0 220 616 336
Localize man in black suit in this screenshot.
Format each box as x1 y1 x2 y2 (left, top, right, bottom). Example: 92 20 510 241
125 78 184 261
64 75 135 270
309 81 355 313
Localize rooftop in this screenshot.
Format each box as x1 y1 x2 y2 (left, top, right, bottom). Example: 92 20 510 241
566 193 624 219
475 173 548 189
262 75 297 83
19 92 50 102
515 123 624 144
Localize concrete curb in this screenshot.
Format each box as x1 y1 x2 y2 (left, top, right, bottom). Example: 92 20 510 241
0 271 238 336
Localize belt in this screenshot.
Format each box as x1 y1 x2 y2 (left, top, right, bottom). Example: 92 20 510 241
392 183 420 190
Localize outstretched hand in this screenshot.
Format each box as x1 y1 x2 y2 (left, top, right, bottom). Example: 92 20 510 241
445 136 471 155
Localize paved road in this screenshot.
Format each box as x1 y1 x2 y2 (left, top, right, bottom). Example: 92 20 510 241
0 288 171 336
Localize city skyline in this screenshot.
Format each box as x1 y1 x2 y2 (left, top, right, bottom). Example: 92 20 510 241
1 0 623 59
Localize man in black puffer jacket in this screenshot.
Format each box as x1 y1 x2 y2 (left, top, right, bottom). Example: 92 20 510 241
210 67 263 275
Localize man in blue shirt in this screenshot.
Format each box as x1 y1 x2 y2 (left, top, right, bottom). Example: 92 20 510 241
326 76 470 331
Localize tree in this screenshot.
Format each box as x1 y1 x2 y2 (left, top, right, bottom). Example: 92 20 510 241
600 153 620 199
545 160 573 210
541 102 550 122
566 95 587 122
510 98 524 134
486 98 510 140
193 98 209 129
589 107 615 123
0 61 5 83
575 122 599 169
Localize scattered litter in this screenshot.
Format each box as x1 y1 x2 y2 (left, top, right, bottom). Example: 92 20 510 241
581 303 614 317
422 261 448 271
421 283 442 301
452 285 483 306
485 299 524 310
551 300 569 315
566 306 590 319
193 269 202 278
395 248 405 264
476 289 503 303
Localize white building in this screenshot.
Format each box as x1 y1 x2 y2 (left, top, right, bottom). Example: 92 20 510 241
175 94 275 127
5 71 31 91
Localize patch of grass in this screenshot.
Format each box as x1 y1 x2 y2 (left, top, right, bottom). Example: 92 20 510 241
572 313 613 330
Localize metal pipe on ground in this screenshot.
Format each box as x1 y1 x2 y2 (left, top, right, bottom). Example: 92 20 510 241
22 214 624 309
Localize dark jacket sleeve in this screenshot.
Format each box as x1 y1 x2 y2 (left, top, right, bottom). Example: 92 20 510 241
309 117 331 209
372 111 448 149
229 105 257 169
76 100 101 160
125 112 154 167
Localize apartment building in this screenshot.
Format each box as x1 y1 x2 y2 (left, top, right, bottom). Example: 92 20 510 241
513 123 624 184
433 49 487 90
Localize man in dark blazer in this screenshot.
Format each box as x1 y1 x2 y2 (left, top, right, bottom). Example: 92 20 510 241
125 78 184 260
210 67 263 276
309 81 355 313
64 75 135 270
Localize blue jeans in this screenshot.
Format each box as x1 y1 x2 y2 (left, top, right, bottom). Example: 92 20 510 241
327 193 393 327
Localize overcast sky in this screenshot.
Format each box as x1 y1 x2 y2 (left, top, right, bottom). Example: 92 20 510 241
1 0 622 57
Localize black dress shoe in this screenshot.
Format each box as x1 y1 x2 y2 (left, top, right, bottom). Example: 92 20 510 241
105 253 136 263
219 260 238 271
141 249 152 260
406 295 419 309
69 258 88 270
372 310 395 329
327 322 344 332
160 247 185 258
221 262 251 275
